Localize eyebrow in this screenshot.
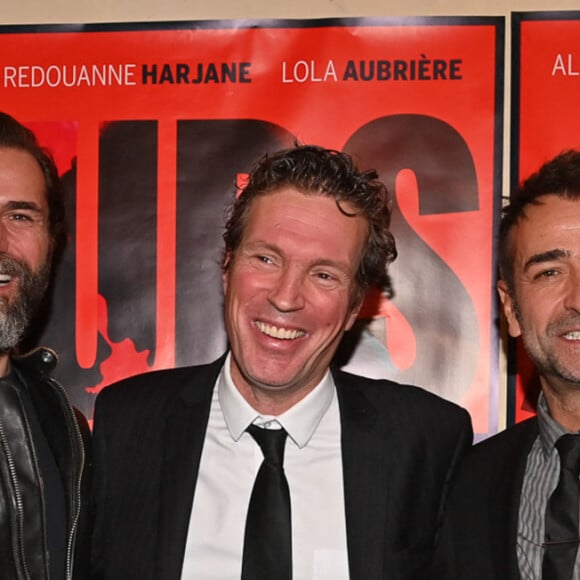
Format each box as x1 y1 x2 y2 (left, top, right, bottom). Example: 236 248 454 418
1 200 46 213
523 249 570 272
246 241 354 275
311 258 354 276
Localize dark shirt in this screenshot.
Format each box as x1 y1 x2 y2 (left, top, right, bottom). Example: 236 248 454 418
12 368 67 580
517 393 580 578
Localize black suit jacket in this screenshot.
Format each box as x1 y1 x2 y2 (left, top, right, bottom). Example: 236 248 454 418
433 417 539 580
90 357 472 580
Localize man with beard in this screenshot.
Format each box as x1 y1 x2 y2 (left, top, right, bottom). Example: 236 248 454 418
434 150 580 580
0 112 90 580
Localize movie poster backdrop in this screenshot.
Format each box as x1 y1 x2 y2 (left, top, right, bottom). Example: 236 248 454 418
511 11 580 424
0 18 503 436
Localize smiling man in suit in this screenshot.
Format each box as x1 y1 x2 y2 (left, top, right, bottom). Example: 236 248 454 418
90 144 472 580
434 150 580 580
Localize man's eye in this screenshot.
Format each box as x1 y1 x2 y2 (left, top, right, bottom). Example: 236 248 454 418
535 269 558 279
9 213 33 222
317 272 332 280
257 255 273 264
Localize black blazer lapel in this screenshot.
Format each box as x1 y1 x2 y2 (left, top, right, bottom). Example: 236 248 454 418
335 371 391 580
489 418 539 580
155 358 225 580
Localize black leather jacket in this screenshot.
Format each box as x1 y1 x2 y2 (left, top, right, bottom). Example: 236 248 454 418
0 348 90 580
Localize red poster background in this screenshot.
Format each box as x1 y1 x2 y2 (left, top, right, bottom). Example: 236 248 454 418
512 11 580 424
0 18 502 436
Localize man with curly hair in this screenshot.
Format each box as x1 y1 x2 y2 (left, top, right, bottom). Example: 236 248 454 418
92 144 472 580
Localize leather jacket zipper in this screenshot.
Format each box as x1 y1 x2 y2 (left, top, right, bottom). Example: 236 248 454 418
47 375 84 580
0 419 31 579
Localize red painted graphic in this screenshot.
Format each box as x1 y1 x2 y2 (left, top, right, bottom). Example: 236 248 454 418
1 18 503 436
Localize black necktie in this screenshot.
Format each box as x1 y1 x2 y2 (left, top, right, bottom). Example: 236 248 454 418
242 425 292 580
543 434 580 580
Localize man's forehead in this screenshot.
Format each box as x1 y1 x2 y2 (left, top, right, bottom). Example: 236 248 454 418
511 195 580 252
0 148 49 212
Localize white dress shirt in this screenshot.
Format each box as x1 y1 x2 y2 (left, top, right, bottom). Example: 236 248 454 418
181 354 349 579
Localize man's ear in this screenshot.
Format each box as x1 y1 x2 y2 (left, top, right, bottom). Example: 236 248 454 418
345 295 364 332
222 252 232 293
497 279 522 338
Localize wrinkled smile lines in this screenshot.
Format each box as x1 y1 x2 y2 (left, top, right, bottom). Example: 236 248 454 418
255 320 305 340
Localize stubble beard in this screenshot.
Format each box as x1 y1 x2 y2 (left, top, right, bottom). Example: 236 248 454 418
515 299 580 389
0 254 51 354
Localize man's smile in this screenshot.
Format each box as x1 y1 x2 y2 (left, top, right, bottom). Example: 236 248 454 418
254 320 306 340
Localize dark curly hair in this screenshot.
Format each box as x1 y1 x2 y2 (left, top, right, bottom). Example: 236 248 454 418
223 145 397 302
0 112 65 251
499 149 580 292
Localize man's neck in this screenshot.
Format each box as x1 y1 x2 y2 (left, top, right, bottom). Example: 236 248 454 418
543 383 580 432
0 354 11 378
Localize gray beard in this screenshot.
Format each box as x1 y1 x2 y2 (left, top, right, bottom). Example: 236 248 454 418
0 254 50 354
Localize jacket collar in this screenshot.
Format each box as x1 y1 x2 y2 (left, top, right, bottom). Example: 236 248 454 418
156 358 222 580
334 368 390 580
156 359 388 580
489 417 539 580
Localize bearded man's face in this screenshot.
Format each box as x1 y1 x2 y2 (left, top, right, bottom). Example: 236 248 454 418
0 254 50 352
0 147 52 353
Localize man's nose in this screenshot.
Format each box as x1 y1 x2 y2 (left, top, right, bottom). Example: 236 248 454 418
0 222 10 252
267 267 305 312
564 269 580 312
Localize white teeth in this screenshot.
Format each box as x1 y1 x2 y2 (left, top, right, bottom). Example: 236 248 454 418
255 321 305 340
564 331 580 340
0 274 12 285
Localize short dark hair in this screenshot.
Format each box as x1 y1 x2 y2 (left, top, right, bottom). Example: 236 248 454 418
499 149 580 291
223 145 397 301
0 112 66 250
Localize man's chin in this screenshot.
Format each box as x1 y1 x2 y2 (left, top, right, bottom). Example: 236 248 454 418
0 286 21 309
0 304 30 353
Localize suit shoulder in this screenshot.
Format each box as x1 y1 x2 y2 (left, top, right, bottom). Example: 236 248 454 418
451 416 538 485
334 370 472 444
468 416 538 460
95 358 221 410
336 369 469 419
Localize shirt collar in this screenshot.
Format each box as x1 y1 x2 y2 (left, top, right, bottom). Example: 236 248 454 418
537 391 567 458
218 352 335 449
